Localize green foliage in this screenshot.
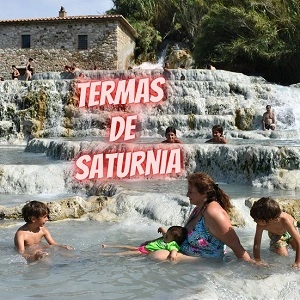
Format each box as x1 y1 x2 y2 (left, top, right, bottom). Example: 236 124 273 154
193 0 300 83
166 0 208 45
109 0 207 62
108 0 300 84
194 4 285 62
130 20 162 63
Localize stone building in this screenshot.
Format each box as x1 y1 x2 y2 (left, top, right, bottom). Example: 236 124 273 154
0 7 136 79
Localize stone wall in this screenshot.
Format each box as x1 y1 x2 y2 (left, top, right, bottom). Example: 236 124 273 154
116 25 135 69
0 16 135 79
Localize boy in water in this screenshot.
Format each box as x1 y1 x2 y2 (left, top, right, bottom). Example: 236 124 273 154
250 197 300 268
14 201 72 263
205 125 227 144
162 126 182 144
102 226 187 261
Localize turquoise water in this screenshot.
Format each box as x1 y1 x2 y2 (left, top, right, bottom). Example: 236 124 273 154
1 143 300 299
1 199 299 300
0 145 60 165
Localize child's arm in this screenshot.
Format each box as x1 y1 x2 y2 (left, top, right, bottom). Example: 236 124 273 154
253 226 265 264
14 231 25 255
158 227 167 235
43 227 73 250
219 136 228 144
168 249 178 261
141 227 167 246
43 227 57 245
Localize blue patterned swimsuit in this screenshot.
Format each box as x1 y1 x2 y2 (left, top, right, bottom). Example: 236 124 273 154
180 207 225 258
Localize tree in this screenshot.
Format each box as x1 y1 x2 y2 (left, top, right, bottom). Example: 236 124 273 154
109 0 207 62
193 0 300 84
107 0 300 83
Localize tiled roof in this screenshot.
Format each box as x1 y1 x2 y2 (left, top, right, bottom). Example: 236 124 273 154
0 14 136 36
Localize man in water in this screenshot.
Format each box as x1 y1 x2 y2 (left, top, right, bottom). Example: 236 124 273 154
262 105 276 130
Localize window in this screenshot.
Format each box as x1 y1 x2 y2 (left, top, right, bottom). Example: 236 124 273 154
78 35 88 50
22 35 31 48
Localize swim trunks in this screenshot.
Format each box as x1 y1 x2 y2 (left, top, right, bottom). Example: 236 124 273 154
138 245 150 254
265 124 275 130
268 222 299 251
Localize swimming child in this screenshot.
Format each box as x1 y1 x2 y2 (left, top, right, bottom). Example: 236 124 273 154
102 226 187 261
250 197 300 268
162 126 182 144
205 125 227 144
14 201 73 263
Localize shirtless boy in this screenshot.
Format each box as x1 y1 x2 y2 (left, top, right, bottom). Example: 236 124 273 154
250 197 300 268
205 125 227 144
162 126 182 144
14 201 72 263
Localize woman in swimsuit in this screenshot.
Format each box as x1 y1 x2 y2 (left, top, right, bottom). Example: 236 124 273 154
11 65 20 80
25 58 34 81
149 172 254 263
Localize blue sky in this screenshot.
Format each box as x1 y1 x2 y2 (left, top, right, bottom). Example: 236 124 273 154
0 0 114 20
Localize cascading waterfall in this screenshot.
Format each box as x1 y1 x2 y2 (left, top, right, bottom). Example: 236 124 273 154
1 69 300 191
1 69 300 299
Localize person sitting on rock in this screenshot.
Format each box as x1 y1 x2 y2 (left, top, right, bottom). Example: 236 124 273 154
206 63 216 70
262 105 276 130
163 62 172 79
25 58 34 81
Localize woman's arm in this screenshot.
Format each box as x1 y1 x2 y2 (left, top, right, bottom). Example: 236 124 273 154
205 203 253 262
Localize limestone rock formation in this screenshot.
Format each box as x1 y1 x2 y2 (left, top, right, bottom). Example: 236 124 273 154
235 108 255 130
167 49 193 69
0 196 109 221
229 206 246 227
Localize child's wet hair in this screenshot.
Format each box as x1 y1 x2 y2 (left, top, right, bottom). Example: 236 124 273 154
22 200 50 223
212 125 224 134
165 126 177 136
167 226 188 245
250 197 281 222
